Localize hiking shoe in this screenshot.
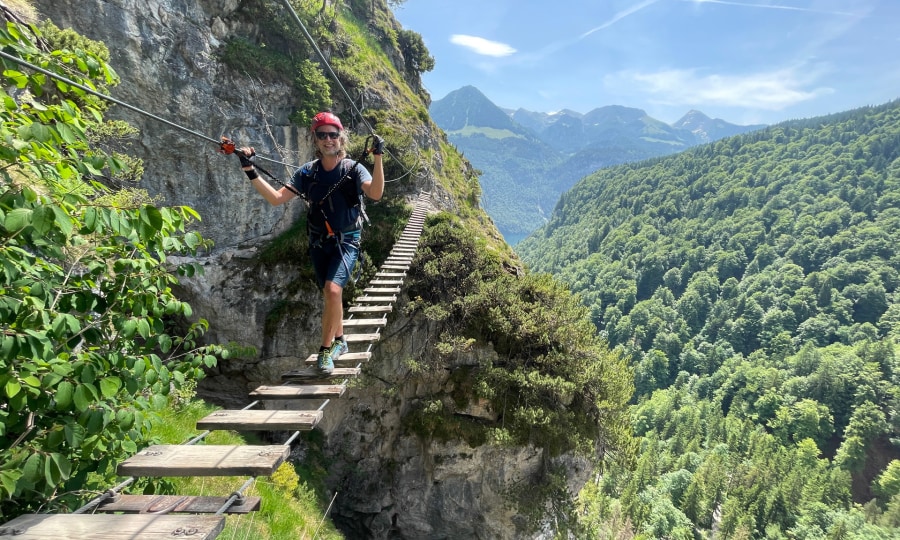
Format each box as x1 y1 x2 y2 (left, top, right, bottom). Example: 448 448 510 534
316 349 334 375
330 337 349 361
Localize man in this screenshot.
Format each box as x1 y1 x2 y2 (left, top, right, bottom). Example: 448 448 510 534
238 111 384 375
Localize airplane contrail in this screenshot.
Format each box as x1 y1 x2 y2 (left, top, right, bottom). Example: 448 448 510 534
686 0 860 18
581 0 661 39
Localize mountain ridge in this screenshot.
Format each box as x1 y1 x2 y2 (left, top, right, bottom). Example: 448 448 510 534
430 85 766 241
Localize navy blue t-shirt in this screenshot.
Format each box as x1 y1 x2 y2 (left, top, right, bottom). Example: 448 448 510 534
292 158 371 234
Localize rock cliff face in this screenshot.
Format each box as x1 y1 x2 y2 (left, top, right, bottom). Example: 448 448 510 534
31 1 587 537
33 0 313 251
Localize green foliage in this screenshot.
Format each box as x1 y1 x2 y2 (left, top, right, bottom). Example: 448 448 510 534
406 213 635 461
86 120 145 186
875 461 900 501
519 101 900 535
397 29 434 74
0 21 224 519
291 58 333 125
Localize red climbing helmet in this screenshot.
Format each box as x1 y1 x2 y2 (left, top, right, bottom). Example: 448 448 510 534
311 111 343 132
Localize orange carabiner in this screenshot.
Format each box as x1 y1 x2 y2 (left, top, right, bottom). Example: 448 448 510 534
218 136 236 155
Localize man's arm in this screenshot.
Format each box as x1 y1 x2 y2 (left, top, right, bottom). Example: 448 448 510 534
248 173 297 206
238 146 297 206
362 153 384 201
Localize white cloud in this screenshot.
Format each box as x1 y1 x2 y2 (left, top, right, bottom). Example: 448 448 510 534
610 67 833 110
450 34 517 57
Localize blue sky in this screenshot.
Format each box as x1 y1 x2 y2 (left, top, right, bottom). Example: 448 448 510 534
392 0 900 126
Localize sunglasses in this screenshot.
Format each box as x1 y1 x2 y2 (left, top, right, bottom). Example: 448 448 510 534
315 131 341 140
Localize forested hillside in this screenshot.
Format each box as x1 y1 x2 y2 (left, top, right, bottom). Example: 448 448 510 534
518 100 900 537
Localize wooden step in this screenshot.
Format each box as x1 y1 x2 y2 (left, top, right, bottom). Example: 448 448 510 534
281 367 361 382
250 383 347 400
304 351 371 364
96 494 261 514
381 264 409 270
117 445 289 478
364 287 400 294
196 409 323 431
345 333 380 343
348 304 392 313
353 295 396 303
375 272 405 278
342 317 387 327
369 279 403 286
0 514 224 539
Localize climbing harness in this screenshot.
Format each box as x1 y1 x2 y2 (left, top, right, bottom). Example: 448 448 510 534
304 137 376 284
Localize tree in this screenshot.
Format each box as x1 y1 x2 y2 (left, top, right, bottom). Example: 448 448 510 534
875 460 900 502
769 399 834 448
834 401 889 473
397 29 434 74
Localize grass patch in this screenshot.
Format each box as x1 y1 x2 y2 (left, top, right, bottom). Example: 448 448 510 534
449 126 525 140
144 398 343 539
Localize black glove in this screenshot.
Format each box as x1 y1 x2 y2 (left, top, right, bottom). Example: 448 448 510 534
237 148 255 168
237 148 259 181
372 135 384 156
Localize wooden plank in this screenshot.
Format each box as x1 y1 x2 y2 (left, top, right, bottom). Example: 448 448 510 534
116 445 289 478
370 279 403 285
0 514 224 539
380 265 409 270
363 287 400 294
353 295 396 302
196 409 323 431
375 272 406 277
281 367 361 383
250 384 346 400
384 259 412 264
345 333 380 343
96 494 261 514
342 318 387 327
304 351 371 364
348 304 392 313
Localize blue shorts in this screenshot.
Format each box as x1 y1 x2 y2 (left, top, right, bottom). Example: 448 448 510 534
309 231 361 289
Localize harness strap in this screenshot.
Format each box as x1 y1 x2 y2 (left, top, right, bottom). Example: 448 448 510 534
311 140 372 236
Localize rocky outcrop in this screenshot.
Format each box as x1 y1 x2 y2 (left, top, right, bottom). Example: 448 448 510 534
33 0 309 251
31 1 588 537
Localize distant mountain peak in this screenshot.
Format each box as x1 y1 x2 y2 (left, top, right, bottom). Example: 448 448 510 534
431 86 526 133
673 109 712 128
